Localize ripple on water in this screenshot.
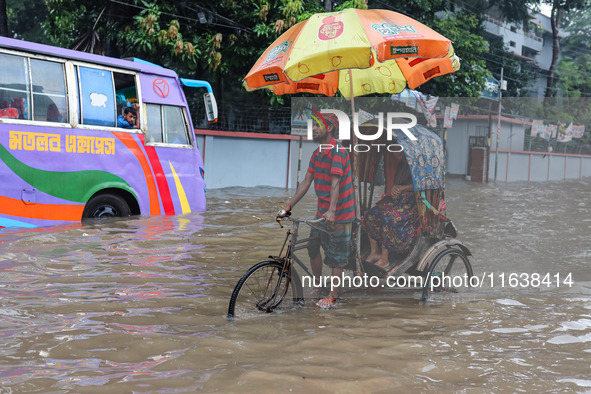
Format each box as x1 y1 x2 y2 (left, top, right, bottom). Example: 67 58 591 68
0 180 590 391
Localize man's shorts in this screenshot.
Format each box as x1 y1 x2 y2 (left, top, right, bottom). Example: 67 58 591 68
307 221 352 268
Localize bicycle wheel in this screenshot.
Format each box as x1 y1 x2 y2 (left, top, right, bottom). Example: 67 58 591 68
227 260 303 319
421 247 474 301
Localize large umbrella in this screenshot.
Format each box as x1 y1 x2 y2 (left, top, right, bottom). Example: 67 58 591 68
244 8 460 97
244 8 459 270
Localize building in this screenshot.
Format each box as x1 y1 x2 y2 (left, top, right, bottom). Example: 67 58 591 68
481 7 559 97
439 7 591 182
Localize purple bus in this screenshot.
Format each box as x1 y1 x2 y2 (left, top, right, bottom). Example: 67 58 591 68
0 36 217 228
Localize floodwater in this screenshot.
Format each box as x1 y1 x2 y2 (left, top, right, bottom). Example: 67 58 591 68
1 178 590 392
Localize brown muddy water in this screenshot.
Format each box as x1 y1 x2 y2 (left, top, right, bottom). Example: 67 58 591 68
1 178 590 392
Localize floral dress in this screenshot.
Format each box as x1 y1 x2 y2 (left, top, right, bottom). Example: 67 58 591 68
361 159 419 253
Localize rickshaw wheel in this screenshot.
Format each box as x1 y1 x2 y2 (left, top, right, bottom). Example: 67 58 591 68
227 261 303 320
421 247 473 301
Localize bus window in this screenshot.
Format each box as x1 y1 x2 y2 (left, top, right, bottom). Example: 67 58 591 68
78 66 116 127
145 104 190 146
0 53 31 120
145 103 163 143
163 105 189 145
114 72 138 117
30 58 67 123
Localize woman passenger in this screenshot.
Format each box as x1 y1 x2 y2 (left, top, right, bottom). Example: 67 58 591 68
361 150 420 271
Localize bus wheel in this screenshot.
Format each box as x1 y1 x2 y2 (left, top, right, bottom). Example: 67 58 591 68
82 193 131 220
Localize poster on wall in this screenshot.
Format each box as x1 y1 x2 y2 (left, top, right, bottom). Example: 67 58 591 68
444 106 453 128
531 119 544 137
557 123 572 142
572 125 585 138
450 103 460 120
545 124 557 140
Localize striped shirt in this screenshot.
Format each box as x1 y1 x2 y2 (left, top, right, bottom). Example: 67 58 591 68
307 138 356 223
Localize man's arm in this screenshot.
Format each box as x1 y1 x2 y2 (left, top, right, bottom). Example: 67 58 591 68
285 170 314 211
322 174 340 226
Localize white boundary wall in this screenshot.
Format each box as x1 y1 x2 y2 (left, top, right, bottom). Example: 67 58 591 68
195 130 591 189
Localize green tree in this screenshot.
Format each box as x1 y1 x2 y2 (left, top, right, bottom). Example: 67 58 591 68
0 0 7 37
367 0 446 25
555 7 591 146
7 0 51 43
43 0 203 70
542 0 590 97
41 1 328 98
38 0 536 108
487 0 537 23
557 7 591 97
425 11 489 97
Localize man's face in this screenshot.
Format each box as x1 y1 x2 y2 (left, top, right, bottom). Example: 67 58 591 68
312 121 330 143
124 112 136 124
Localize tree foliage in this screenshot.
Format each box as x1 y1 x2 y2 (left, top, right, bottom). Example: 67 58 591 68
6 0 49 43
558 5 591 97
36 0 559 104
424 11 489 97
0 0 7 37
555 6 591 145
541 0 590 97
487 0 536 23
42 0 207 75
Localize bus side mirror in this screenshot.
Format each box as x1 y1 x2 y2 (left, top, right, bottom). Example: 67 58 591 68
204 93 218 124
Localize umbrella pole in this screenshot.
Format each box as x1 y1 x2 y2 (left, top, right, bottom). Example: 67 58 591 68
349 72 363 274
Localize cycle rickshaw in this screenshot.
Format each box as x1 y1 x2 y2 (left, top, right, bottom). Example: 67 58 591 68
227 120 474 319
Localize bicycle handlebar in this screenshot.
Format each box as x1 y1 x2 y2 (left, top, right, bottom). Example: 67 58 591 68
276 208 291 218
284 217 325 225
275 209 324 228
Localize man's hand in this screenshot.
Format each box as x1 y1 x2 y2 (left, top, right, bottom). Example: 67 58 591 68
323 209 336 228
276 208 291 219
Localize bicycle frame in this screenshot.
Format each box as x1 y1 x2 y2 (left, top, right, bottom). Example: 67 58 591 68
228 215 474 319
275 217 327 281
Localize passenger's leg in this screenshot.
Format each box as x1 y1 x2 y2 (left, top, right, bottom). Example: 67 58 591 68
373 248 390 270
366 236 382 263
362 205 383 263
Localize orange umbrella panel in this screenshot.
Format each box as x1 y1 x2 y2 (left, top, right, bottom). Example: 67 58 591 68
352 8 452 61
244 21 306 90
243 8 460 97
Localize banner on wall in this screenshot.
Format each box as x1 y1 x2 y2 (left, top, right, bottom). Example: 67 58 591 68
572 125 585 138
545 124 557 140
531 120 544 137
450 103 460 120
444 106 453 128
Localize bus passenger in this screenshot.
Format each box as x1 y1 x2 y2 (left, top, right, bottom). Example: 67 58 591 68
46 103 63 122
117 103 140 129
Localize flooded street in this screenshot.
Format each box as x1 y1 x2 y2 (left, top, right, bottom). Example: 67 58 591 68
1 178 590 392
